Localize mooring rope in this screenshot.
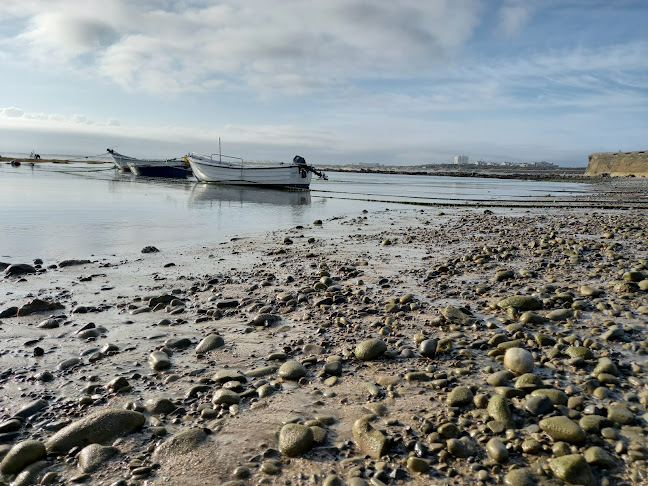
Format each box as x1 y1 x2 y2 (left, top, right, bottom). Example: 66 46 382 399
59 151 112 161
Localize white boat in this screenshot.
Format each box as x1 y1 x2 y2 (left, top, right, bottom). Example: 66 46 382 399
186 151 326 189
108 149 191 178
107 148 137 171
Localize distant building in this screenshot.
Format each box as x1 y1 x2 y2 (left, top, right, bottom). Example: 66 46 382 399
453 155 469 165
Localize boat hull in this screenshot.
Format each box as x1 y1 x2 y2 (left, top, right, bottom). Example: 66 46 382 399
187 156 312 189
129 163 192 179
111 156 131 171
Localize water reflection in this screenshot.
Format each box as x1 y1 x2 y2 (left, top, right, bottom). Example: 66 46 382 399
189 183 311 208
0 163 596 261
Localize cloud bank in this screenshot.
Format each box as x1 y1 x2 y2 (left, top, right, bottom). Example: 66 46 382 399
1 0 482 94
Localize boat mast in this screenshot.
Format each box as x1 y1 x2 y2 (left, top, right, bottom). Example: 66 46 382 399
219 138 222 163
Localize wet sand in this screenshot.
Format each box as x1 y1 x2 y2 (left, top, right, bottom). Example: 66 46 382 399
0 184 647 485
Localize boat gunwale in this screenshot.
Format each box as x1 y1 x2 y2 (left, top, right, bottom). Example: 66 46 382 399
188 158 305 171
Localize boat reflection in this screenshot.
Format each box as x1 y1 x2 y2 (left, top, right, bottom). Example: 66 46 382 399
189 183 311 208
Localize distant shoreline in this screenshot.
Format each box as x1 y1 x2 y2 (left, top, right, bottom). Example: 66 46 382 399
318 165 594 181
3 155 638 182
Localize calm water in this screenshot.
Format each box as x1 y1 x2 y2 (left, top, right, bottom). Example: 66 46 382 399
0 162 592 261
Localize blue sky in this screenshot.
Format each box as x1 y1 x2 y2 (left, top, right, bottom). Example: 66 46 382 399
0 0 646 166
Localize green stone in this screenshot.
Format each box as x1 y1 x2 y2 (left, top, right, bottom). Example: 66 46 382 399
0 440 46 474
278 360 307 380
486 438 508 463
607 405 634 425
487 370 514 386
436 338 453 353
530 389 568 406
579 415 611 434
446 386 474 407
539 416 586 443
534 334 556 346
279 424 314 457
352 418 387 459
514 373 543 391
498 340 524 350
583 446 616 468
546 309 573 322
354 339 387 361
442 305 474 325
593 357 618 376
565 346 593 359
623 271 646 282
520 311 545 324
503 468 536 486
487 395 513 426
497 295 542 311
549 454 595 486
579 286 602 297
407 456 429 473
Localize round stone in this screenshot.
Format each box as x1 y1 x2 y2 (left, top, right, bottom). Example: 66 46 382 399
487 370 514 386
583 446 616 469
607 405 634 425
446 386 474 407
0 440 46 474
212 389 240 405
278 360 307 380
539 416 586 443
514 373 543 391
486 438 508 463
407 456 429 473
503 468 536 486
503 347 534 374
145 398 177 414
525 394 554 416
487 395 513 425
549 454 595 486
419 339 437 358
278 423 314 457
354 338 387 361
497 295 542 311
195 334 224 354
530 389 568 406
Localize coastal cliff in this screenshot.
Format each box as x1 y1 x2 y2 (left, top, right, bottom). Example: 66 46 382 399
586 151 648 177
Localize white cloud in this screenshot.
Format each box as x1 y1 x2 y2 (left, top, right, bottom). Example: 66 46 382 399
1 0 483 94
71 114 93 125
18 12 118 59
1 107 24 117
0 107 119 127
497 2 533 37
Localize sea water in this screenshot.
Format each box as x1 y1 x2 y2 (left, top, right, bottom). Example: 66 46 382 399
0 162 592 261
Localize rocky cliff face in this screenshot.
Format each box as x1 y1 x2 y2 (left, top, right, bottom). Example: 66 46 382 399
586 151 648 177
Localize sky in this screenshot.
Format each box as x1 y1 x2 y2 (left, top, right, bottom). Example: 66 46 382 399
0 1 646 166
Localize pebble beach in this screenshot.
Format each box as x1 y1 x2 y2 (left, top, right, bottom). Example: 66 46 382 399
1 181 648 486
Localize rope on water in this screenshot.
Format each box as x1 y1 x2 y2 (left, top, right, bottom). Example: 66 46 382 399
60 151 111 161
38 167 117 173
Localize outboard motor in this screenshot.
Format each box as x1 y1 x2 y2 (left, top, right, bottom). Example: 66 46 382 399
293 155 306 165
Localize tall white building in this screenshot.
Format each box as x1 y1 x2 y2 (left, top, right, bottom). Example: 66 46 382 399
453 155 469 165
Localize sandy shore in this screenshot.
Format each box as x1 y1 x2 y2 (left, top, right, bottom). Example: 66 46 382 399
0 198 647 485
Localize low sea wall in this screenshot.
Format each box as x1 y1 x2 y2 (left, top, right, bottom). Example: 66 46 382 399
586 151 648 177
